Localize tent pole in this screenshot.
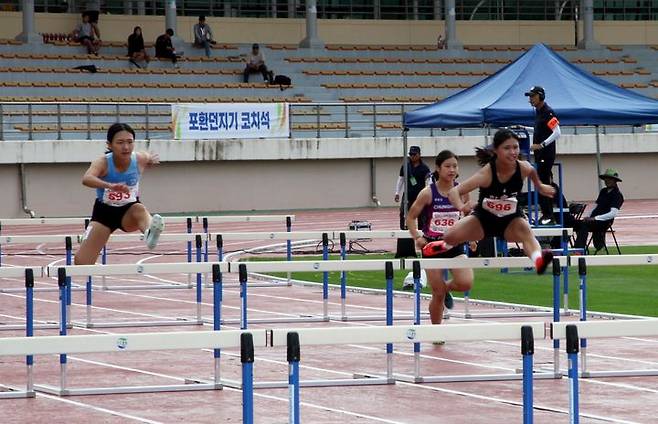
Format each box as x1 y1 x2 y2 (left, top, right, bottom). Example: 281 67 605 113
595 125 602 190
402 128 409 222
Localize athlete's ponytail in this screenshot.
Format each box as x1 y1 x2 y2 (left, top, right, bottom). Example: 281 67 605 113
475 129 519 167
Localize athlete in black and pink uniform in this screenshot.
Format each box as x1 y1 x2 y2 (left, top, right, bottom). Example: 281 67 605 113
440 129 555 274
407 151 474 328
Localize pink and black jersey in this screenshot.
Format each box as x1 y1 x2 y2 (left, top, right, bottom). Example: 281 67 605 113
422 183 460 240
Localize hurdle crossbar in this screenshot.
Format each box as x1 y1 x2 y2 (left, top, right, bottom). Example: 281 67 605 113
0 266 43 278
0 329 266 356
229 259 401 273
47 262 229 277
0 215 294 227
270 322 546 346
563 254 658 267
551 319 658 339
404 256 567 270
200 215 295 224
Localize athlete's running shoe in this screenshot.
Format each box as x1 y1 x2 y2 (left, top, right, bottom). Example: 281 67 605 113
421 240 450 258
145 214 164 250
444 291 454 310
534 249 554 275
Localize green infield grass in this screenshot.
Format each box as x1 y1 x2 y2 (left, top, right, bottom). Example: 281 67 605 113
243 245 658 317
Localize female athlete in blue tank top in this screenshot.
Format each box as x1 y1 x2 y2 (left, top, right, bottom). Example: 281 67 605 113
407 150 474 329
443 129 556 275
74 123 165 266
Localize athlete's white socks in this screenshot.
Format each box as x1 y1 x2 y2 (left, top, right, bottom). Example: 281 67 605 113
530 250 541 262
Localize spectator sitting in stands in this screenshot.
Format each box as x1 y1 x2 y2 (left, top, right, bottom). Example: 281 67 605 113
437 35 445 50
155 28 181 68
72 12 101 56
128 26 150 69
193 15 216 58
243 43 273 84
573 169 624 253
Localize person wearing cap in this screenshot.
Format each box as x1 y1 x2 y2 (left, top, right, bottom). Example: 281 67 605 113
395 146 431 230
524 86 561 225
193 15 216 58
573 169 624 252
243 43 273 84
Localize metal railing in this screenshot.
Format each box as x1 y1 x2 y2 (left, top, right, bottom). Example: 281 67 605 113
6 1 658 21
0 101 648 141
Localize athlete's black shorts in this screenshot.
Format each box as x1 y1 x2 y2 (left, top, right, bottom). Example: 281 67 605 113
471 206 525 239
422 236 466 258
90 198 140 232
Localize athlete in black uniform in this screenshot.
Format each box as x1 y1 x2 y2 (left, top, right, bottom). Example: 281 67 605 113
432 129 556 274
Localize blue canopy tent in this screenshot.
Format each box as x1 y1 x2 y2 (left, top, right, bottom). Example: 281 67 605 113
397 43 658 225
403 43 658 128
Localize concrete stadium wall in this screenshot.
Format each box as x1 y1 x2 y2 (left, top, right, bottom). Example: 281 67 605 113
1 13 658 45
0 134 656 217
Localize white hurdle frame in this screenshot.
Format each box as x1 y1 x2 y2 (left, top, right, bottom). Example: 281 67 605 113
0 266 42 397
393 257 565 383
47 262 229 329
11 328 267 396
222 259 403 326
561 255 658 379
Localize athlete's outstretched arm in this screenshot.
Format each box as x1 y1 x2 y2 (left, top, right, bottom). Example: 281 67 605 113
448 167 487 213
137 151 160 171
520 161 555 198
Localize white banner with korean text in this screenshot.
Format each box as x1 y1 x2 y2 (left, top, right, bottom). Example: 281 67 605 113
172 103 289 139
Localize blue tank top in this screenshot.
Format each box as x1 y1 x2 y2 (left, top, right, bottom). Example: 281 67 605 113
96 152 141 206
422 182 460 239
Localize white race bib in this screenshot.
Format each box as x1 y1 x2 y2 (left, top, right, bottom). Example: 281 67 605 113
482 197 517 217
430 211 460 234
102 185 138 206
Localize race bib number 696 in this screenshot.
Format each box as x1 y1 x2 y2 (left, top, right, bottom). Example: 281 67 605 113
483 197 517 217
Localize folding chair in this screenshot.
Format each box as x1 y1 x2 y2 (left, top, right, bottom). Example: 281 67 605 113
586 220 621 255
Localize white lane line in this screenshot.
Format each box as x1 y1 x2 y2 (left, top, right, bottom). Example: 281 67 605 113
396 381 641 424
583 379 658 394
36 392 165 424
487 340 658 367
248 391 409 424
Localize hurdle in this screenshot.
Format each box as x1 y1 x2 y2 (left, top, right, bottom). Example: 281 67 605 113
552 319 658 424
563 254 658 379
47 261 229 328
0 265 57 332
264 322 545 398
0 267 41 398
220 259 403 326
216 228 572 321
0 327 266 397
393 256 565 383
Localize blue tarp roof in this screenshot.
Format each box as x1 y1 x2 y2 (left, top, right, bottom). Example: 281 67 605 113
404 43 658 128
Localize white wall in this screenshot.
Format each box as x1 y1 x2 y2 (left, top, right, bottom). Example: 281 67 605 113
1 134 656 217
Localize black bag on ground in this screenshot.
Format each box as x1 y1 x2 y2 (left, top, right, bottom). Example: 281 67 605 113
272 74 291 90
73 64 98 73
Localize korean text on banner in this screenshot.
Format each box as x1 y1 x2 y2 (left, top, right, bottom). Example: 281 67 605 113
172 103 290 139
